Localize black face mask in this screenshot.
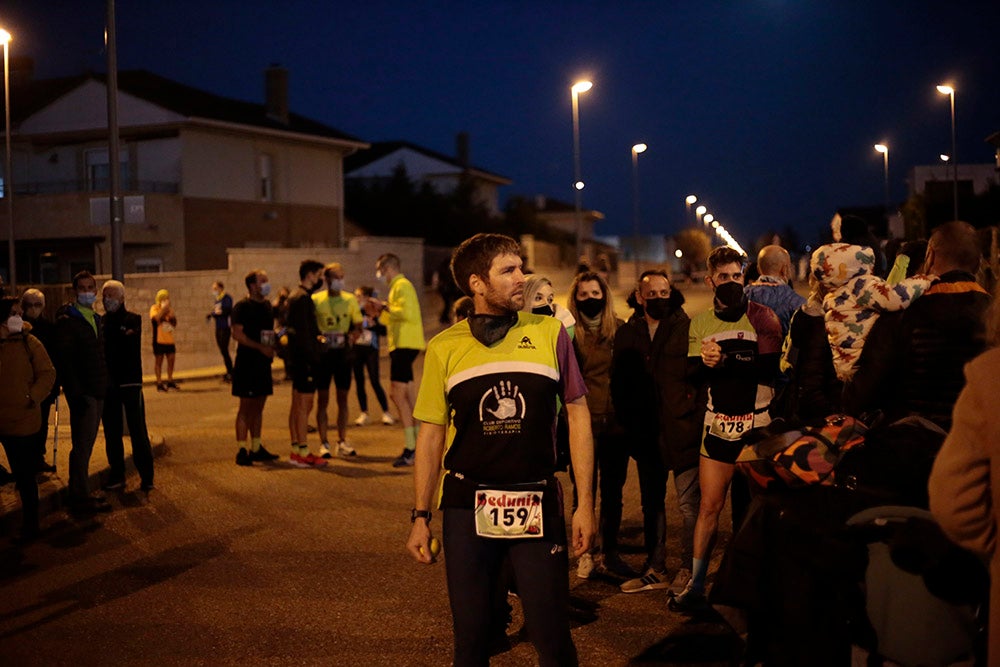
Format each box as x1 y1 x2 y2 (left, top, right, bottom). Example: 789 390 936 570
643 297 669 321
576 298 605 319
714 281 747 321
468 313 518 347
531 305 554 317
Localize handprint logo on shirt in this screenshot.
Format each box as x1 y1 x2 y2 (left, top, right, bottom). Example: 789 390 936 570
479 380 526 423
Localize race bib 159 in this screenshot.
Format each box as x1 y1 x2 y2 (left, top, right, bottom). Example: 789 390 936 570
474 489 544 539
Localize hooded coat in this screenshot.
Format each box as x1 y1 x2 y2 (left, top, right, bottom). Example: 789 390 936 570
0 327 57 437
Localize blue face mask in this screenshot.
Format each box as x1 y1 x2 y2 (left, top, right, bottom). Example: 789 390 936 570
77 291 97 307
260 282 272 298
328 279 345 293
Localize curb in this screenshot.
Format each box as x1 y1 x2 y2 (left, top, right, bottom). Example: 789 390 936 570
0 435 167 535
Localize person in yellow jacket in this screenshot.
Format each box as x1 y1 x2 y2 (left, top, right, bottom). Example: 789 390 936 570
150 289 178 391
372 253 425 467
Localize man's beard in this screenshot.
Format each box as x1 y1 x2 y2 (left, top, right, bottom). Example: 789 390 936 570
484 285 523 314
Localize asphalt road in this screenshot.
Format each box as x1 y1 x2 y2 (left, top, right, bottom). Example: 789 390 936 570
0 282 743 666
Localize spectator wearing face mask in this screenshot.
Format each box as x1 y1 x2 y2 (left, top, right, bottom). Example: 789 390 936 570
100 280 155 493
54 270 111 517
0 296 57 541
611 270 700 596
523 275 576 339
21 288 59 473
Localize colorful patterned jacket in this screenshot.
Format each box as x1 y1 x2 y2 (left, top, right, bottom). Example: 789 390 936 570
810 243 931 381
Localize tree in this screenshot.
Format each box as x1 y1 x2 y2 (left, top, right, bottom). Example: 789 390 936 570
674 229 712 272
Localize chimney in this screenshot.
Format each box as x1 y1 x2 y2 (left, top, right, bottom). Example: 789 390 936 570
265 64 289 125
456 131 470 169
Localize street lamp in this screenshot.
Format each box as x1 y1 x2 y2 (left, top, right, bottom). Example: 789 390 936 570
1 28 12 290
571 79 592 260
874 143 889 215
704 213 715 225
685 194 697 226
696 204 707 225
937 84 958 220
631 143 647 282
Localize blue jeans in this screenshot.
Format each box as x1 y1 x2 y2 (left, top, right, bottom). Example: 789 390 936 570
68 395 103 500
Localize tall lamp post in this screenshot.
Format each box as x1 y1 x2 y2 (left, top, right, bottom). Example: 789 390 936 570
571 80 592 262
631 143 647 282
937 84 958 221
874 143 889 215
1 28 12 291
696 204 706 226
685 194 697 227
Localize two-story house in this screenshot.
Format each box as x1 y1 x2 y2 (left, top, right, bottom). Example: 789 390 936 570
3 64 367 282
344 134 511 216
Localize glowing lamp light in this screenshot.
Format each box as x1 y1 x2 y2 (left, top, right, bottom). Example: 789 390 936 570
675 249 683 258
685 195 697 205
574 180 585 190
572 80 593 94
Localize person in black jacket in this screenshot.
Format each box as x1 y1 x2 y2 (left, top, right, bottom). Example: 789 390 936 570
100 280 154 492
845 221 990 430
284 259 328 468
54 270 111 515
611 270 701 595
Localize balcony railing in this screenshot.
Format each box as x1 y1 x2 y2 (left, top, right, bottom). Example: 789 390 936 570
12 179 180 195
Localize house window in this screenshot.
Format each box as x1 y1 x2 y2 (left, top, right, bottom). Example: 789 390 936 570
85 149 130 192
258 154 273 201
135 258 163 273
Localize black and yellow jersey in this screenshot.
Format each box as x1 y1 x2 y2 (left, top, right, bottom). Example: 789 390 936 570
414 312 586 505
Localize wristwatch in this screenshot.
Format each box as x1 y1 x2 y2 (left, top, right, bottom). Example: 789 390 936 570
410 509 432 523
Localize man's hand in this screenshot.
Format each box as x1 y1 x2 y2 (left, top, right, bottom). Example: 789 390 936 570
701 339 722 367
406 519 435 564
571 506 595 557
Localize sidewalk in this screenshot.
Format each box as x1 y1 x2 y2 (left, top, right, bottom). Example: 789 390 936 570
0 366 226 534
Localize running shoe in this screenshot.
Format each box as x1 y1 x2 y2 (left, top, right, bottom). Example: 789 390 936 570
289 452 311 468
668 568 692 596
250 445 279 462
667 584 709 613
392 448 415 467
354 412 370 427
101 477 126 491
381 413 396 425
620 568 671 593
320 443 333 459
166 381 179 390
236 447 253 466
601 555 639 580
337 441 357 457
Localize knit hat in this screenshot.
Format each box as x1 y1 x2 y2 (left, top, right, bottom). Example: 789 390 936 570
155 289 170 304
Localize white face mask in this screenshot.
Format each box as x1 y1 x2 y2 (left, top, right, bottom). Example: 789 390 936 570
5 315 23 333
77 291 97 307
103 297 122 313
260 282 272 297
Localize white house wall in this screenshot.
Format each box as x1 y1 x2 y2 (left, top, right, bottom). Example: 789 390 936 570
135 137 183 186
18 80 186 134
349 148 454 183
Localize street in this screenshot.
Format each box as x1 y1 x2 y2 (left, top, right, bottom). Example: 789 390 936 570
0 282 741 666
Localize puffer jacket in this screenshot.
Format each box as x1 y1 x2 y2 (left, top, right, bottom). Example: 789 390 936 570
0 329 57 436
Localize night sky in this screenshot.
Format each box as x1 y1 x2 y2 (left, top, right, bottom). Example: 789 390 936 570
6 1 1000 249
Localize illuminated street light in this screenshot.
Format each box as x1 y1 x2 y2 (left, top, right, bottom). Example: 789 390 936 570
696 204 707 225
711 220 720 229
874 143 889 214
704 213 715 224
936 83 958 220
685 195 697 205
571 79 592 259
631 142 647 282
940 154 950 162
1 28 12 290
675 249 683 258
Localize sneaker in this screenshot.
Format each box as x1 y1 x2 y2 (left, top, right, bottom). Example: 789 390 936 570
381 413 396 425
620 568 671 593
603 555 639 579
354 412 370 427
157 383 167 392
337 441 357 457
250 445 279 462
140 482 155 492
166 381 179 390
668 568 692 596
236 447 253 466
101 477 126 491
576 553 595 579
392 448 415 467
36 460 57 474
319 443 333 459
667 584 709 613
291 452 329 468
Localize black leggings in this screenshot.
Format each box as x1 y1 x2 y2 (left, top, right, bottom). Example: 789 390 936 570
443 507 577 667
352 346 388 413
1 434 39 534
